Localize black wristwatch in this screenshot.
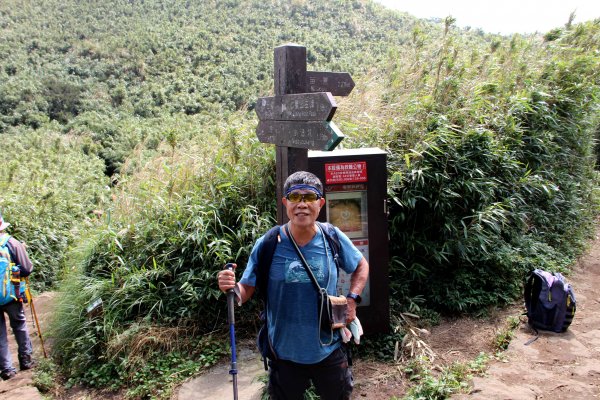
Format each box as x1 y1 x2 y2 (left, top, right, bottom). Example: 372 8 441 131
346 292 362 304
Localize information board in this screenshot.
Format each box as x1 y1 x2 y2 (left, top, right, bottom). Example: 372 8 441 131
309 147 389 333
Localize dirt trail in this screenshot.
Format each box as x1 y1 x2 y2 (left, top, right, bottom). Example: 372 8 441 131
3 233 600 399
0 291 55 400
451 233 600 399
348 231 600 399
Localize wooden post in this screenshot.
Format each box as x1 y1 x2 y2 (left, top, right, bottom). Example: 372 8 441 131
274 44 308 224
257 44 353 223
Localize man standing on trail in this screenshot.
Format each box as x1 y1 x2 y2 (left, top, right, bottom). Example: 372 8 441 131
0 212 35 380
218 171 369 399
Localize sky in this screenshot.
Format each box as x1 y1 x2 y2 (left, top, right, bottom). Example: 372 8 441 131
374 0 600 35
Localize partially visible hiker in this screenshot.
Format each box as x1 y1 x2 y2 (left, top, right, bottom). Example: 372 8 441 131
0 212 35 380
218 171 369 400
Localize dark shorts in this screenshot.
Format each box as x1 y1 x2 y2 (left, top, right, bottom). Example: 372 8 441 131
268 346 353 400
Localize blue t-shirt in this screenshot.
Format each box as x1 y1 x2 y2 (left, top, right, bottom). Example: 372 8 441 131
240 225 363 364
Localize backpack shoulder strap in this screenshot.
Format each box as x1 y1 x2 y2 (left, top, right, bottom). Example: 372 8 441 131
255 223 344 301
524 269 541 312
0 234 10 248
255 225 281 303
317 222 342 271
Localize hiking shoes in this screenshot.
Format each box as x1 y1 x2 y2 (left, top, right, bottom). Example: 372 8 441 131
19 354 36 370
0 370 16 380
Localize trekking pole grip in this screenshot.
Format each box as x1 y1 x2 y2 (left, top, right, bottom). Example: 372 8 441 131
223 262 239 397
224 263 236 325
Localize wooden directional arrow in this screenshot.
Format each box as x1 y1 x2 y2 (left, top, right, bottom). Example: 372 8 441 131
306 71 355 96
255 92 337 121
256 120 344 151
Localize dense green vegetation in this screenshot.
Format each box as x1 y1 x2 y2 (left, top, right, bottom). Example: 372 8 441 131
2 0 599 398
0 130 108 289
0 0 418 293
385 21 600 312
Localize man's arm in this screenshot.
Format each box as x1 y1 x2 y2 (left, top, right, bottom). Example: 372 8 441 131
235 283 255 304
8 238 33 277
346 256 369 322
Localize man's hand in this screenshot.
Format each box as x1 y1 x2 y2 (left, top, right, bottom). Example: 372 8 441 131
217 263 237 293
346 297 358 324
346 257 368 324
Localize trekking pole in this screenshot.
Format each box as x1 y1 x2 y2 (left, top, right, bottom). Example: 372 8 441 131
24 277 47 358
224 263 238 400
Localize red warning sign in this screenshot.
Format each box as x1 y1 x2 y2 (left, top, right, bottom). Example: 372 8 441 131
325 161 367 184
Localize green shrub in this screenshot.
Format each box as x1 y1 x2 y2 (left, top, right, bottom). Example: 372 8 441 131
32 357 60 394
386 22 600 313
0 129 108 289
51 127 275 390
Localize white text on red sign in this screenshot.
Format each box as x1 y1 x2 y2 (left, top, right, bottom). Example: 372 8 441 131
325 162 368 184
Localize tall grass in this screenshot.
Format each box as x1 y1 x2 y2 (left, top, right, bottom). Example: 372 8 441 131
52 115 276 388
385 21 600 312
0 128 108 289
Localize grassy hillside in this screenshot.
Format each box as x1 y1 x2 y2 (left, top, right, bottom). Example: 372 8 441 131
1 0 599 398
0 0 429 288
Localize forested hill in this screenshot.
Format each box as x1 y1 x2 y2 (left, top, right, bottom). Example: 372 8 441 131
3 0 415 124
1 0 430 174
2 1 600 397
1 0 441 288
0 0 471 287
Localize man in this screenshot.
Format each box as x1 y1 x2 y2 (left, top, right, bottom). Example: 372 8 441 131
0 212 34 380
218 171 369 399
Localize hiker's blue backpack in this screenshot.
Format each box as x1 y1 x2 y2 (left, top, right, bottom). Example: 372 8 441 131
255 222 343 302
254 222 343 369
0 234 24 305
524 269 576 333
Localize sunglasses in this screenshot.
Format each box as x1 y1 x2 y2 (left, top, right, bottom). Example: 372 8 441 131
286 192 321 203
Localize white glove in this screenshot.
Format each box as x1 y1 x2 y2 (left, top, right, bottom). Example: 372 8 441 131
233 283 242 306
340 318 364 344
341 326 353 343
349 317 363 344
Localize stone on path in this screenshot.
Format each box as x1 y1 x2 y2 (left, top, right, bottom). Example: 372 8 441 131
177 347 265 400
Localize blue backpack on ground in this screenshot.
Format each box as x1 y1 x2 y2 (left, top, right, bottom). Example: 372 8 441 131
524 269 576 333
0 234 24 305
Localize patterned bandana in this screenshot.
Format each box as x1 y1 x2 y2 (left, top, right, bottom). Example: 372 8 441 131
285 184 323 198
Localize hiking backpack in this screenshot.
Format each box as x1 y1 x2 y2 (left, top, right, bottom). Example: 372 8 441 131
0 234 24 306
254 222 343 369
524 269 576 333
255 222 343 302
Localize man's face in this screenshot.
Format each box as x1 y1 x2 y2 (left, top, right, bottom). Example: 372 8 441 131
283 189 325 229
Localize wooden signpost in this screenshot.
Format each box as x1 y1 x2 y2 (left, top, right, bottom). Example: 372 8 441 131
256 45 390 336
255 92 337 122
256 120 344 151
306 71 355 96
257 44 354 223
